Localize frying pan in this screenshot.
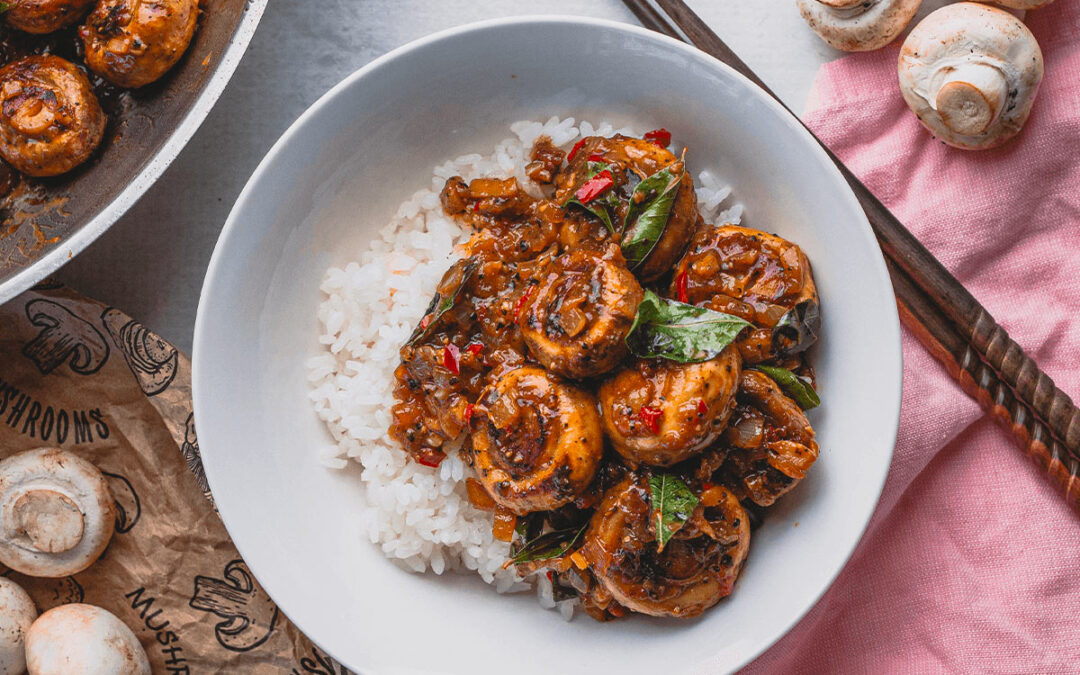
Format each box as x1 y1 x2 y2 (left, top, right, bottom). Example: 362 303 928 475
0 0 268 305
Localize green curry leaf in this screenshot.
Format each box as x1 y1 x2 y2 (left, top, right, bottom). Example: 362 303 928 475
563 161 618 234
508 522 588 565
621 167 683 270
626 290 752 363
648 473 699 553
752 365 821 410
406 259 478 346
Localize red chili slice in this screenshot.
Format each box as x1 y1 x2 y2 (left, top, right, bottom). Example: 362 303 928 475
443 344 461 374
467 343 483 356
513 286 535 322
416 450 446 467
586 153 606 163
464 403 475 423
472 201 481 212
697 399 708 416
575 170 614 204
636 405 663 434
644 128 672 147
676 271 689 304
420 314 432 330
567 138 587 162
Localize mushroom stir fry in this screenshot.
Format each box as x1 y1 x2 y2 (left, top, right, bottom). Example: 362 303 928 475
390 131 823 621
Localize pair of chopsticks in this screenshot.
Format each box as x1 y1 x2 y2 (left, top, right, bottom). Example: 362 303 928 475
623 0 1080 509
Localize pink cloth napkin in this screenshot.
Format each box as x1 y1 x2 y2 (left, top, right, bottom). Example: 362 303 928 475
744 3 1080 672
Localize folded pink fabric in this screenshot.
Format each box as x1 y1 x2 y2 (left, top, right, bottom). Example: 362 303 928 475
745 3 1080 672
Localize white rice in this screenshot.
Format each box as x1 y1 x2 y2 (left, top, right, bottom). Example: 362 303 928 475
306 117 739 612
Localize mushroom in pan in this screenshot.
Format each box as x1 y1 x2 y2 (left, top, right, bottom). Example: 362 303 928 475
0 577 37 675
80 0 199 88
3 0 95 34
898 2 1044 150
519 243 644 379
796 0 923 52
468 366 603 514
25 603 151 675
0 448 117 578
0 55 106 178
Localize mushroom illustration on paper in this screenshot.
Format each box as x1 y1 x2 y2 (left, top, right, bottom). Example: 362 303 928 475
180 412 210 494
22 300 110 375
101 308 179 396
190 559 279 652
101 471 141 534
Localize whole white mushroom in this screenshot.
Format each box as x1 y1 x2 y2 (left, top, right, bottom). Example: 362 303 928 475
898 2 1044 150
0 577 37 675
25 604 150 675
0 448 116 578
797 0 923 51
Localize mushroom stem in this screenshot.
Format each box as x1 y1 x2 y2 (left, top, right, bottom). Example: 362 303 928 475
13 489 85 554
933 61 1009 136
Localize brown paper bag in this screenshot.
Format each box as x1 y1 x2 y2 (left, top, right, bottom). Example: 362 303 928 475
0 282 351 674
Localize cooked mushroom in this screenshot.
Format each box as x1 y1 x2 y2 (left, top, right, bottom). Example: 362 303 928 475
898 2 1044 150
0 577 37 675
721 370 820 506
555 134 698 283
0 448 116 577
598 346 742 467
671 223 819 364
519 243 644 379
80 0 199 88
797 0 923 52
468 366 603 514
581 475 750 618
3 0 95 34
25 604 150 675
0 55 106 177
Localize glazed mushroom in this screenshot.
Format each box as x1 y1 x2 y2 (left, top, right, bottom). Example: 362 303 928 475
25 604 150 675
598 345 742 467
671 223 819 364
0 55 106 177
519 243 644 379
797 0 923 52
3 0 95 34
0 448 116 578
898 3 1044 150
80 0 199 88
555 134 698 283
468 366 603 514
721 370 820 506
0 577 37 675
581 475 750 618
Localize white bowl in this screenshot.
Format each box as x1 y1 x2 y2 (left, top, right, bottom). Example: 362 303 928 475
194 16 902 675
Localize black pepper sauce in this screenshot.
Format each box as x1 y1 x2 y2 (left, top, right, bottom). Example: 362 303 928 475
388 170 612 467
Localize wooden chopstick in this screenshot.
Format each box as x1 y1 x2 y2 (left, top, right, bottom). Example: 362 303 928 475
625 0 1080 507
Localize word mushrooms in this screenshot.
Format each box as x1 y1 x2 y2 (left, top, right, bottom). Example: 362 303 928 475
0 448 116 577
899 2 1044 150
796 0 922 51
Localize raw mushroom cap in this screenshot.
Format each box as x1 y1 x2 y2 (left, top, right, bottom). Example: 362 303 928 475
25 604 150 675
796 0 923 52
987 0 1054 9
898 2 1044 150
0 577 37 675
0 448 116 577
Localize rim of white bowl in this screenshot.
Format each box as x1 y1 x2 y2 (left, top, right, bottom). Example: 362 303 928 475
194 14 903 673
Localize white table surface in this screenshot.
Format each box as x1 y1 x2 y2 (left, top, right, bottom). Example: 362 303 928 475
53 0 944 353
